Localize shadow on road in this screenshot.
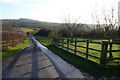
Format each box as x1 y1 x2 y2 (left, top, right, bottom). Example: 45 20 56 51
2 37 60 78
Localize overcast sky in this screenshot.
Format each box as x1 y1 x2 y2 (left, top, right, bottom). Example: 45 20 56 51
0 0 119 24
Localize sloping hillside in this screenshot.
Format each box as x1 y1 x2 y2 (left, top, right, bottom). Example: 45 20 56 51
1 18 64 30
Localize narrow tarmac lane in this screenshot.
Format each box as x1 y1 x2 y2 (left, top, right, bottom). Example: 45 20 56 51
2 37 86 79
2 37 59 78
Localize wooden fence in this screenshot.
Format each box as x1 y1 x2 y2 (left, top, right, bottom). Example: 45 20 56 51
51 38 120 65
2 31 24 50
2 39 23 50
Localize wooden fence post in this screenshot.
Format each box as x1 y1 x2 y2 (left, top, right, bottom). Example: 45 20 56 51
75 39 77 55
62 38 64 49
109 43 113 58
51 38 54 45
67 38 69 51
100 41 108 65
86 40 89 59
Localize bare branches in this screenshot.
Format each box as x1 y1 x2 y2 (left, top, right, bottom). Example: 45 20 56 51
91 6 118 39
63 15 82 40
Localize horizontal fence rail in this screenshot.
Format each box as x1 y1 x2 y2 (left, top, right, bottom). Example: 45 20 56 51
2 31 24 50
51 38 120 65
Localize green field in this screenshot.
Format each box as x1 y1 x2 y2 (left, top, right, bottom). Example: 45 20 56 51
61 38 120 64
35 36 51 46
35 36 120 79
19 27 35 33
35 37 120 64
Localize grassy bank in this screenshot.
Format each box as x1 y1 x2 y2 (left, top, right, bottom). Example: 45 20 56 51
35 36 50 46
1 37 29 57
36 36 120 64
35 36 120 79
48 45 120 79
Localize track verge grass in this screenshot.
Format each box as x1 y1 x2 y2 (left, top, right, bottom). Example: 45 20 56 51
35 36 120 79
1 37 29 57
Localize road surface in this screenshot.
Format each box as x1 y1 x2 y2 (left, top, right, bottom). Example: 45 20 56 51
2 37 86 79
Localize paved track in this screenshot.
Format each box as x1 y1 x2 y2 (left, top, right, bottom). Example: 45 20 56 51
2 37 86 79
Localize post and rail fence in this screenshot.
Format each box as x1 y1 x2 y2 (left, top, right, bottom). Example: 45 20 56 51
2 39 23 50
51 38 120 65
2 31 24 50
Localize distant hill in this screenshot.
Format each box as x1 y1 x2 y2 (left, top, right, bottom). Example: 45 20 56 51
1 18 64 30
1 18 92 31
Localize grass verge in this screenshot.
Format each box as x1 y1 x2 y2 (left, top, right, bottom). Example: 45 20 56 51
36 36 120 79
47 45 120 79
1 37 29 57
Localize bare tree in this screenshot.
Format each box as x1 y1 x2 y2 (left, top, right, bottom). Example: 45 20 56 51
102 8 118 41
49 30 63 45
91 12 104 38
92 7 118 39
103 8 118 58
62 15 83 42
92 7 118 58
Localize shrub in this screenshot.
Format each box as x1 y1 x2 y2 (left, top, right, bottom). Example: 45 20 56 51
2 24 25 50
